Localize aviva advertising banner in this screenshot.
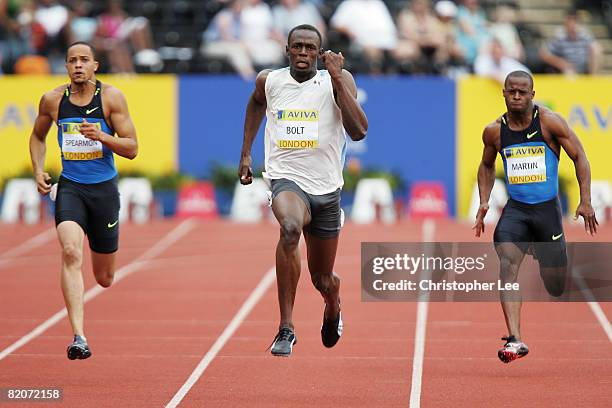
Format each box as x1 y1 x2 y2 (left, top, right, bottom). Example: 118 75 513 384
0 75 176 183
457 75 612 219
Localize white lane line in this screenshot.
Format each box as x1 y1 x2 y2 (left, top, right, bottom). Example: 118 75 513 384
573 267 612 343
0 228 55 266
409 219 436 408
586 302 612 343
0 219 196 362
165 266 276 408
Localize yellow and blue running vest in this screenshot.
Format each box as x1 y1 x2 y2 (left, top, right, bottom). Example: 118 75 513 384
500 105 559 204
57 80 117 184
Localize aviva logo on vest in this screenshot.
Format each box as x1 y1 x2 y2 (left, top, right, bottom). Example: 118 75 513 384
503 146 545 159
277 110 318 121
62 122 101 133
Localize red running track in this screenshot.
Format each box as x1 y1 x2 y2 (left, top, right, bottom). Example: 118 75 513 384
0 219 610 407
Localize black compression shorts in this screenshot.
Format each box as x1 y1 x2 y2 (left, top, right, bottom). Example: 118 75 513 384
55 175 120 254
494 198 567 268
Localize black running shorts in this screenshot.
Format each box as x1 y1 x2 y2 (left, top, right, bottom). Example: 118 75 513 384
494 198 567 267
271 178 342 239
55 175 120 254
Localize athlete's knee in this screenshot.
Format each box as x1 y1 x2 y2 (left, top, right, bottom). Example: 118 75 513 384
499 257 520 282
545 281 565 297
311 273 338 295
95 273 114 288
94 266 115 288
541 267 566 297
62 243 82 266
311 274 330 293
279 220 301 249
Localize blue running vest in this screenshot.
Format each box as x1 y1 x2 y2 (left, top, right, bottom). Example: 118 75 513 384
57 80 117 184
500 105 559 204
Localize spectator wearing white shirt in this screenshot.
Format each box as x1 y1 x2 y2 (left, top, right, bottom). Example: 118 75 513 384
34 0 69 63
489 5 524 62
330 0 397 72
241 0 283 68
201 0 257 79
35 0 68 41
474 37 529 84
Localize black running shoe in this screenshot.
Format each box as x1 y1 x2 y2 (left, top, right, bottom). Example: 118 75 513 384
321 311 343 348
270 327 297 357
498 335 529 363
67 335 91 360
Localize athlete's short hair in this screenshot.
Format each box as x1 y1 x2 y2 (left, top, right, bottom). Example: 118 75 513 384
66 41 97 61
287 24 322 48
504 71 533 89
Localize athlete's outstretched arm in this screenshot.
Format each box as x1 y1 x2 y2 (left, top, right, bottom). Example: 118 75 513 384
321 51 368 141
29 93 55 195
239 70 269 185
544 111 598 234
473 124 499 237
79 87 138 160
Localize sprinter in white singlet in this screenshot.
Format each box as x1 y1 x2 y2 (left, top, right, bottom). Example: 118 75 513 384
239 24 368 357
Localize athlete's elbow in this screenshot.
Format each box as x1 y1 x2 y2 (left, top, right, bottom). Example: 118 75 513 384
126 146 138 160
349 126 367 141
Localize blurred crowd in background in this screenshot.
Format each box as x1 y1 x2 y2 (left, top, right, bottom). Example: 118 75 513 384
0 0 609 80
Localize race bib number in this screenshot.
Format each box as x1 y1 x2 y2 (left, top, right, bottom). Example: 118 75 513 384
275 109 319 149
61 122 103 160
504 145 546 184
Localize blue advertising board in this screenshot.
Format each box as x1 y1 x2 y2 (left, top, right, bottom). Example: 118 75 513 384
179 75 456 215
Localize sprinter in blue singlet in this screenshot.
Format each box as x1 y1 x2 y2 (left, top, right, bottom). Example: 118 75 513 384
28 42 138 360
473 71 597 364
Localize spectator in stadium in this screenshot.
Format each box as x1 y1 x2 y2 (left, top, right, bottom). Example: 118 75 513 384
0 0 30 74
33 0 70 71
488 5 524 62
434 0 467 76
240 0 283 70
455 0 490 67
394 0 445 74
201 0 257 79
68 0 98 44
474 37 529 84
94 0 160 73
330 0 397 73
539 9 602 75
272 0 326 44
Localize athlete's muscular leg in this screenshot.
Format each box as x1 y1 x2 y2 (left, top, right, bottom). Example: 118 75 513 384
272 192 311 330
495 242 526 339
304 232 340 319
532 202 568 298
91 251 117 288
539 266 568 298
57 221 86 337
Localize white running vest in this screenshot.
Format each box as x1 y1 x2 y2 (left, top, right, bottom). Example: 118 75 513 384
263 68 347 195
